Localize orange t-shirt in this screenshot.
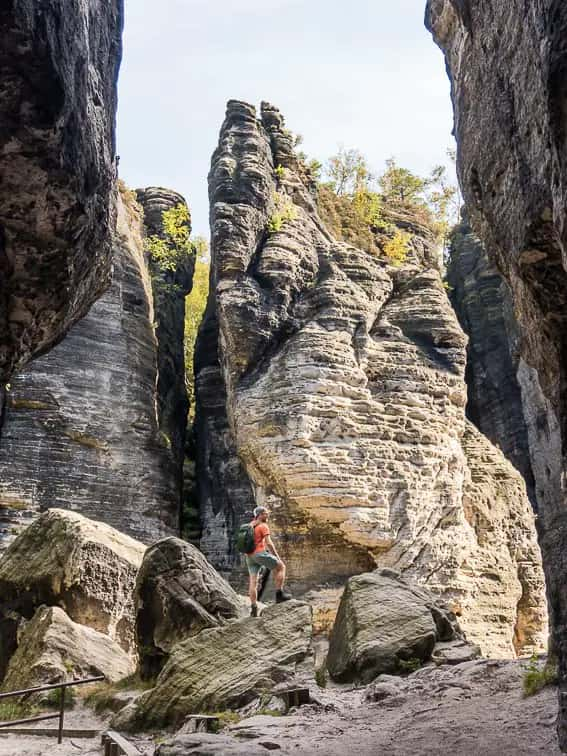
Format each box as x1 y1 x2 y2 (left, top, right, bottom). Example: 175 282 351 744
252 522 270 554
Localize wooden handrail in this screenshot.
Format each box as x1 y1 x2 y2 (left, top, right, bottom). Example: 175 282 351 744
0 675 105 744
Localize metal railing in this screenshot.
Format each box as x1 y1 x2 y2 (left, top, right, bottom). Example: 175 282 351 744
0 675 105 744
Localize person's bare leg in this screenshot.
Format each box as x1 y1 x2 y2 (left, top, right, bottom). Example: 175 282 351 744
274 561 286 590
249 574 258 605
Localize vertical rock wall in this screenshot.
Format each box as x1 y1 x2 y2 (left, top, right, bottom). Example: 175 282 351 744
0 0 123 381
195 99 547 657
426 0 567 744
446 214 537 506
0 187 193 548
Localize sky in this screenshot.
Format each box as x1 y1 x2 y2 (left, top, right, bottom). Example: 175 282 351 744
117 0 454 238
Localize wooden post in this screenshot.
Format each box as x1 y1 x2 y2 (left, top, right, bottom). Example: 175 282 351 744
57 686 66 745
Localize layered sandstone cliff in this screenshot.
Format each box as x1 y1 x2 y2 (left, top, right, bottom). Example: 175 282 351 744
0 0 123 382
426 0 567 744
447 215 537 506
195 100 547 657
0 187 193 549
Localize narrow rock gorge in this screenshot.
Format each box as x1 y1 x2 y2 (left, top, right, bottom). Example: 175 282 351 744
0 186 194 548
447 215 537 506
195 99 547 657
426 0 567 746
0 0 124 383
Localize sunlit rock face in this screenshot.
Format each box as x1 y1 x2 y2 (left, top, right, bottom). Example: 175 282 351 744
426 0 567 744
0 0 124 381
195 99 547 658
0 189 193 548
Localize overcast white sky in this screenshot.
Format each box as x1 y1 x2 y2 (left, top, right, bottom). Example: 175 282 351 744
117 0 454 237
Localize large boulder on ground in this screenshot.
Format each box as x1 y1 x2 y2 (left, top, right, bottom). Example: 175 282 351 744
0 508 145 679
1 606 134 692
156 734 268 755
327 569 467 683
118 601 313 731
135 537 242 679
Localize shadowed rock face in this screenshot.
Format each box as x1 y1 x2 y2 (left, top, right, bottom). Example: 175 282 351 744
0 0 123 381
447 215 537 506
0 188 193 548
195 99 547 657
426 0 567 745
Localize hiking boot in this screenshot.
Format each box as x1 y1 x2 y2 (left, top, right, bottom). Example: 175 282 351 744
256 567 271 602
275 589 292 603
250 604 258 618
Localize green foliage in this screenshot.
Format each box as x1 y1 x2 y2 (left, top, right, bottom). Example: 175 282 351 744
379 158 427 205
326 146 371 196
84 674 155 715
522 655 557 697
275 164 285 179
146 203 192 272
0 700 39 722
383 229 411 266
397 657 422 674
44 686 76 709
268 192 297 234
208 711 242 732
184 237 210 416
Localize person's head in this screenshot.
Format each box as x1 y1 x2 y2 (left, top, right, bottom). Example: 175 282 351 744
253 506 269 522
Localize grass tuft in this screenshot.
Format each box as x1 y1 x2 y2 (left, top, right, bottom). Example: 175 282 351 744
522 655 558 698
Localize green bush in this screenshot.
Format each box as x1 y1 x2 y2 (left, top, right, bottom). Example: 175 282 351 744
522 655 557 697
268 192 297 234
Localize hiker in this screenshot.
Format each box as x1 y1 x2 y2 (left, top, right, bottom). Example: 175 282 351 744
246 505 291 617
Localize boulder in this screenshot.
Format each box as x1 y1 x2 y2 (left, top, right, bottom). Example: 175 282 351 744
0 508 145 679
431 640 481 667
327 569 461 683
118 601 313 731
1 606 134 692
135 537 242 678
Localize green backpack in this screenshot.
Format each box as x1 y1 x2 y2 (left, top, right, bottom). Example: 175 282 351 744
236 522 256 554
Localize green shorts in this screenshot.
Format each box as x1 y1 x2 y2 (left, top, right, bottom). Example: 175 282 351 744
246 551 279 576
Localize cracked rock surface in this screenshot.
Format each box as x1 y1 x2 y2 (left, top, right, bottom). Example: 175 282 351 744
195 100 547 658
0 0 123 380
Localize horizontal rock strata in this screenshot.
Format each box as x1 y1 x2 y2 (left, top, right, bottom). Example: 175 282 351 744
0 186 193 549
0 0 123 381
195 99 547 657
426 0 567 745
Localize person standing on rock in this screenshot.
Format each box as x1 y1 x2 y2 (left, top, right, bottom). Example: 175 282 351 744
247 506 291 617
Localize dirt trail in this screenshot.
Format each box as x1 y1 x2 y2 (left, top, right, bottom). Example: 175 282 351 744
0 660 559 755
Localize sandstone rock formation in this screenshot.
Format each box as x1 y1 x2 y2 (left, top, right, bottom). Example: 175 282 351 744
1 605 134 692
0 508 144 680
327 568 476 683
120 601 313 731
0 0 123 382
447 215 537 506
195 99 546 657
0 186 193 549
135 537 242 679
136 187 195 490
425 1 567 745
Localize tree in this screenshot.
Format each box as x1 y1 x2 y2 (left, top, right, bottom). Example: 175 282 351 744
378 158 427 205
326 146 372 196
184 236 210 416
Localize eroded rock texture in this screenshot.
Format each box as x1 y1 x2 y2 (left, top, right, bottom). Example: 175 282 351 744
195 100 547 657
0 509 144 681
0 187 193 548
426 0 567 745
447 215 537 506
0 0 123 381
136 187 194 487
